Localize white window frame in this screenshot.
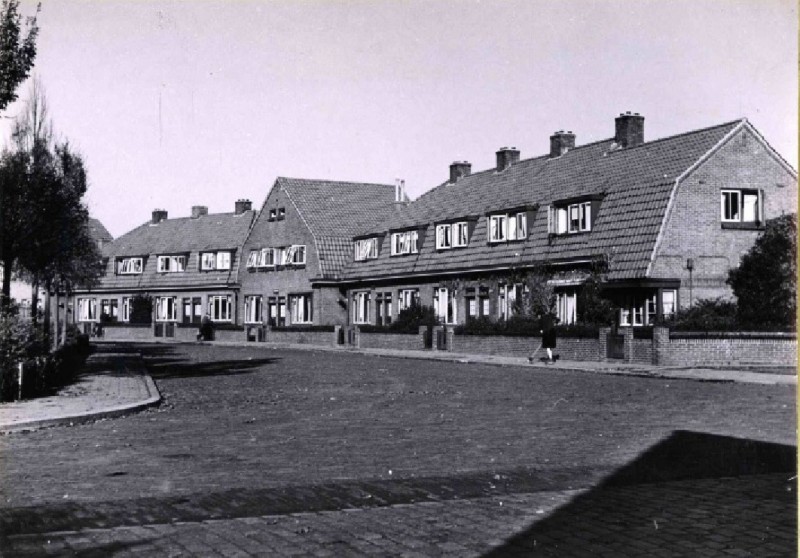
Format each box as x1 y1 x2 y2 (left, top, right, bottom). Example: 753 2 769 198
550 202 591 234
209 295 232 322
662 290 677 320
77 298 97 322
398 289 419 312
284 245 306 266
434 287 458 325
246 250 260 268
489 213 526 242
155 296 177 322
290 294 313 324
488 215 507 243
354 238 378 261
556 290 577 325
200 252 231 271
118 257 143 275
436 224 453 249
122 297 131 322
391 230 419 256
721 189 762 223
453 222 468 247
353 292 370 324
244 295 262 324
157 255 186 273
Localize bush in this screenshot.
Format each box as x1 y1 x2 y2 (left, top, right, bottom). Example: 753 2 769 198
360 305 439 334
271 324 335 332
661 298 739 331
129 293 153 324
454 316 600 338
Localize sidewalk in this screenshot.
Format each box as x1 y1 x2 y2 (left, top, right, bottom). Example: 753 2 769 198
0 340 793 434
0 350 160 434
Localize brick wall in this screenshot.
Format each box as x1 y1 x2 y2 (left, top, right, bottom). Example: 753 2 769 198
652 126 797 307
267 330 336 346
654 332 796 367
450 334 601 360
358 332 423 351
101 325 154 341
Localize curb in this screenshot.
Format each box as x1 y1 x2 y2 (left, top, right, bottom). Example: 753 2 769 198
0 355 162 435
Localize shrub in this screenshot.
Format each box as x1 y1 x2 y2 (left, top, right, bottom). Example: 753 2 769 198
661 298 738 331
129 293 153 324
454 317 600 338
271 324 335 332
360 305 439 334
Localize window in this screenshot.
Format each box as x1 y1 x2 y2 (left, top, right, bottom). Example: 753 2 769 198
619 293 659 326
454 222 469 247
391 230 419 256
246 250 260 268
100 299 119 321
289 294 313 324
662 290 676 320
489 212 527 242
556 290 577 325
157 255 186 273
122 297 131 322
267 297 286 327
268 209 277 221
721 189 762 224
436 224 453 249
498 284 524 321
285 245 306 265
354 238 379 261
277 207 286 220
209 295 232 321
155 296 177 322
244 295 262 324
376 293 392 325
398 289 419 312
434 287 457 324
77 298 97 321
200 251 232 271
118 257 143 274
182 297 202 324
353 292 370 324
550 202 591 234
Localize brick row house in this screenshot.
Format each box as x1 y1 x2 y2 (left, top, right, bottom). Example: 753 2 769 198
70 113 796 339
339 114 796 328
72 201 256 339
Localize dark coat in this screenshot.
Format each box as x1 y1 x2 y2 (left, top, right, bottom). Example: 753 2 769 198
542 326 557 349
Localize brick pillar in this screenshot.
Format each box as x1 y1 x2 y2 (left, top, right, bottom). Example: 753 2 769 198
354 326 360 348
333 325 342 346
653 326 669 365
598 327 611 362
621 327 634 362
432 325 444 351
446 327 455 352
418 326 428 350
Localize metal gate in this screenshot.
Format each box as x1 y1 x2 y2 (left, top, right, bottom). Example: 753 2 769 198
607 331 625 359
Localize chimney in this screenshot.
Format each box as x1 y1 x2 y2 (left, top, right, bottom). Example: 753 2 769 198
393 179 408 204
615 112 645 148
549 130 575 158
496 147 520 172
151 209 168 224
235 199 252 215
449 161 472 183
191 205 208 219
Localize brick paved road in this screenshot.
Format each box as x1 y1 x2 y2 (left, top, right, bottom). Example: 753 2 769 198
0 343 795 556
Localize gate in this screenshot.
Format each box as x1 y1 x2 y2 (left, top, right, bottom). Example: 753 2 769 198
607 330 625 359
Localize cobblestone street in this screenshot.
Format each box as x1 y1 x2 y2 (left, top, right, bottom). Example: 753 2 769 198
1 344 796 556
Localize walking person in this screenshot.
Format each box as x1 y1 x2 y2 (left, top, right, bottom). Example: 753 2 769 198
541 314 557 364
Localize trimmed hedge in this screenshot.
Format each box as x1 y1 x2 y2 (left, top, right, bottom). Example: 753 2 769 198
454 316 599 338
271 325 336 333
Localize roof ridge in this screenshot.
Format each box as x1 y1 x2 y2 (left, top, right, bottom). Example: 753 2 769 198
277 176 395 188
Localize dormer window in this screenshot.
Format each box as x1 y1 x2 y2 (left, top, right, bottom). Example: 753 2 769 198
488 212 527 243
200 251 231 271
354 238 379 261
549 200 593 234
391 230 419 256
157 255 186 273
117 257 143 275
436 222 469 249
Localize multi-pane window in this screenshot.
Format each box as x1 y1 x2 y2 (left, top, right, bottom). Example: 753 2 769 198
290 294 313 324
556 290 577 325
454 222 469 247
100 299 119 321
619 293 660 327
498 284 524 321
436 222 469 249
209 295 232 321
354 238 379 261
353 292 371 324
182 297 202 324
155 296 177 322
398 289 419 312
284 245 306 265
391 230 419 255
157 255 186 273
267 297 286 327
77 298 97 321
244 295 262 324
200 251 232 271
376 293 392 325
721 189 762 223
662 290 677 320
434 287 457 324
118 257 143 274
489 213 527 242
550 202 591 234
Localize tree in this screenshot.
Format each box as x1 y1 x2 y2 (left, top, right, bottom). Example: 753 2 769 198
576 257 616 326
0 0 38 112
727 214 796 329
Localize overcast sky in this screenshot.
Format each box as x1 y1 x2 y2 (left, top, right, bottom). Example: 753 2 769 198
5 0 797 238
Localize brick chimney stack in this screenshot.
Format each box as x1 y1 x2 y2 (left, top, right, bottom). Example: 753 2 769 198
235 199 252 215
191 205 208 219
496 147 520 172
151 209 168 224
449 161 472 183
549 130 575 158
615 112 645 148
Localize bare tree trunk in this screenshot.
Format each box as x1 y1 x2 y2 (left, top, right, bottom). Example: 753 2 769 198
1 257 12 311
61 288 68 347
52 289 59 351
43 280 51 344
30 275 39 325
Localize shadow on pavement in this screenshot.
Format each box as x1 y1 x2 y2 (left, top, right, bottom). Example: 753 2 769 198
144 357 280 379
483 431 797 556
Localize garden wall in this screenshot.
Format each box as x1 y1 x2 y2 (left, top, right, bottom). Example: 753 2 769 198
449 333 602 361
101 324 154 341
654 331 796 367
267 330 336 346
358 332 423 351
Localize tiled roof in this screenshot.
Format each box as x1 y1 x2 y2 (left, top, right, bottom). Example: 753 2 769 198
341 119 744 282
88 218 113 244
91 210 256 291
277 177 397 278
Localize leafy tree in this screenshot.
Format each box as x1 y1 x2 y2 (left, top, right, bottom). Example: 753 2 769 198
727 214 796 329
576 257 616 326
0 0 38 112
663 298 738 331
510 265 556 321
129 294 153 324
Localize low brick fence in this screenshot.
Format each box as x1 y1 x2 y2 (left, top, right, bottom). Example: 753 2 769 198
267 329 337 346
655 330 796 367
99 324 154 341
358 331 423 351
448 332 602 361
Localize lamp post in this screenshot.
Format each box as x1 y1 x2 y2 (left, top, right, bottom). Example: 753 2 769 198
686 258 694 308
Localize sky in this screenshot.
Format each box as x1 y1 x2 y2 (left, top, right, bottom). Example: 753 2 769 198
3 0 797 238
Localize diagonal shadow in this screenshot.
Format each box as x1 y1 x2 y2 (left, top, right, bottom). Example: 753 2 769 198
1 536 159 557
144 357 280 379
482 431 797 556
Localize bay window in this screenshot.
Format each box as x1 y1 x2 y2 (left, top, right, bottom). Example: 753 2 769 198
556 290 577 325
398 289 419 312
